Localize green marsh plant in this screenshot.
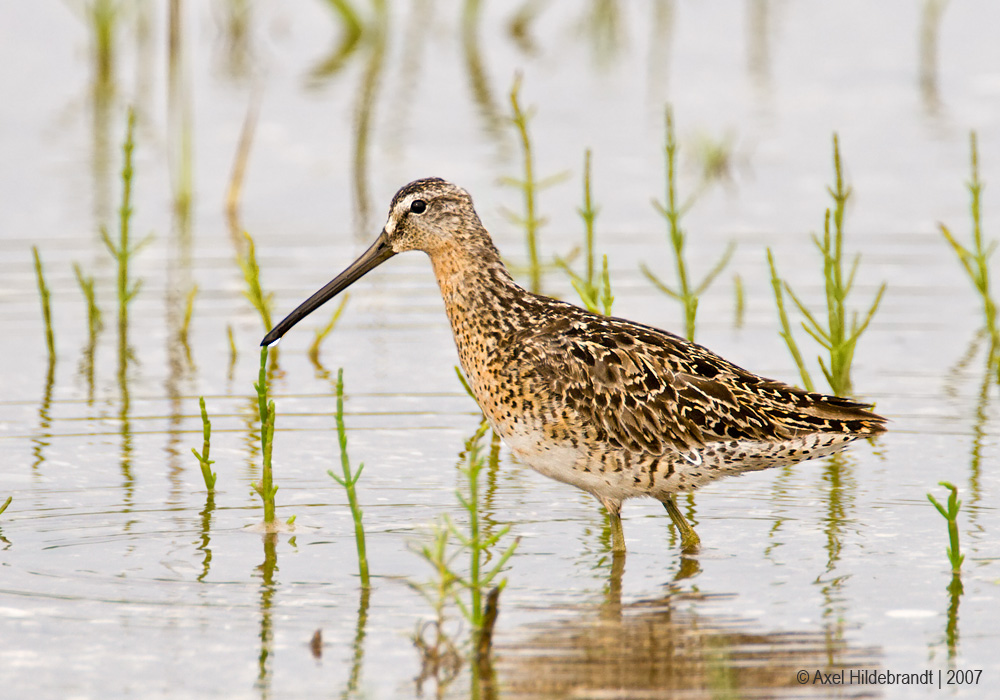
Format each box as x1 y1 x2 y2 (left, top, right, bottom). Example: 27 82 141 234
227 324 238 368
641 106 735 342
191 397 218 491
251 346 281 526
502 74 566 294
558 149 614 316
102 108 153 341
32 246 56 361
412 523 463 695
939 131 998 365
239 231 274 333
453 423 518 632
180 285 197 349
410 424 519 685
767 134 886 395
0 496 11 517
328 368 370 588
767 250 814 391
927 481 964 574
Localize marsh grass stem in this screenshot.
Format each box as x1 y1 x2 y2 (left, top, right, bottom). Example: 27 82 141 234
239 231 274 333
767 249 814 391
642 106 735 342
101 108 153 341
409 424 518 691
251 346 278 524
558 149 614 316
501 74 567 294
769 134 885 395
191 396 217 491
927 481 964 574
453 423 519 631
939 131 998 367
328 368 370 588
0 496 11 517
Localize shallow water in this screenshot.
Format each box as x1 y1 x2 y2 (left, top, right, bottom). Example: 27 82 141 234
2 2 1000 698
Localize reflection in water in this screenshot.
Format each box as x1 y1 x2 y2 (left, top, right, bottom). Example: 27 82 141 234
226 96 260 246
934 332 997 661
212 0 255 80
384 1 434 161
116 291 136 520
815 453 856 652
506 0 547 56
462 0 505 144
918 0 949 121
341 587 371 700
133 1 156 113
350 4 389 237
745 0 774 102
306 1 390 236
255 532 280 697
307 0 364 82
645 1 674 109
197 492 216 582
943 333 994 523
73 263 103 404
943 573 962 660
165 0 198 509
168 0 195 228
497 585 880 698
84 0 119 232
32 359 57 472
577 0 626 68
107 111 146 525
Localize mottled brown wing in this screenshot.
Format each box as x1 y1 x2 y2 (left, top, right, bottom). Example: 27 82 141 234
509 323 782 456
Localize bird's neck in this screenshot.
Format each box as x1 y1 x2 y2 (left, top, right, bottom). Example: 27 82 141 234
428 235 525 379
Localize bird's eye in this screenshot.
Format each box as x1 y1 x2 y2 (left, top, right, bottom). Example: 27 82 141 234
409 199 427 214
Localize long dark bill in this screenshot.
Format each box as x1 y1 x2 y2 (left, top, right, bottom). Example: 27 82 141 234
260 231 396 346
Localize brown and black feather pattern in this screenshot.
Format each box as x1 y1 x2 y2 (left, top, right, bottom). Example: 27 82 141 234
389 178 886 505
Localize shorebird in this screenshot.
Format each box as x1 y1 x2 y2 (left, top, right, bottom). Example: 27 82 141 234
262 178 886 553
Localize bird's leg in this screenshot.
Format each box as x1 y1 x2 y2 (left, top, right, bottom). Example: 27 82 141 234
663 494 700 553
600 497 626 553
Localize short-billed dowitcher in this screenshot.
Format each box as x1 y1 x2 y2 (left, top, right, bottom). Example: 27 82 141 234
262 178 886 553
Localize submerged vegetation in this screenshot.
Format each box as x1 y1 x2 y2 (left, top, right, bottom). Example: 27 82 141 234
768 135 886 395
641 106 735 342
